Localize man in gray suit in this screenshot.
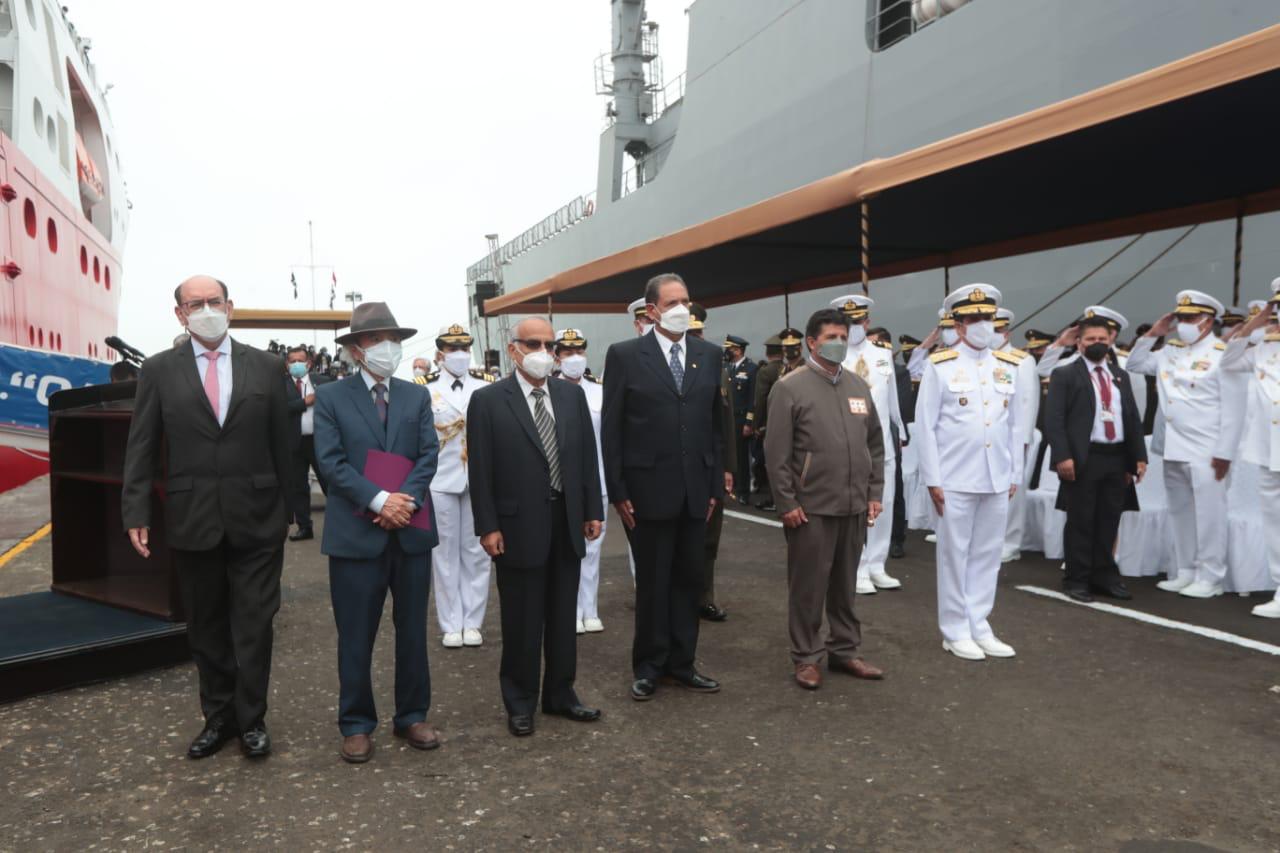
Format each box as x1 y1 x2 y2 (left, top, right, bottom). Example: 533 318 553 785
313 302 440 764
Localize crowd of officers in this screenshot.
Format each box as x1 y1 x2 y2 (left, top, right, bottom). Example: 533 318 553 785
276 278 1280 676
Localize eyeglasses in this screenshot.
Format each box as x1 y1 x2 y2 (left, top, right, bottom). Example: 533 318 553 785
512 339 553 351
181 297 227 312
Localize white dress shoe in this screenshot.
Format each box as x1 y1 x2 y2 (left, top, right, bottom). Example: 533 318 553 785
583 617 604 633
924 533 937 543
1156 572 1194 592
974 636 1016 658
1178 580 1223 599
442 632 463 648
575 620 586 634
870 572 902 590
463 628 483 646
855 577 877 595
942 639 986 661
1251 598 1280 619
1001 550 1021 563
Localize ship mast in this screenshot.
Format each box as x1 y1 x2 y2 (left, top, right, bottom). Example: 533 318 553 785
600 0 662 201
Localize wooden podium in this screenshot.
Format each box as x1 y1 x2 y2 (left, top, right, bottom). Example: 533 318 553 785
47 381 183 621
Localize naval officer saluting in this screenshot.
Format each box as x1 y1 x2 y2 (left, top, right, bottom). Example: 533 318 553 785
915 284 1023 661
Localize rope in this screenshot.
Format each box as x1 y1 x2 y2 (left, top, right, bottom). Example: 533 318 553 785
1091 225 1197 307
1011 233 1145 331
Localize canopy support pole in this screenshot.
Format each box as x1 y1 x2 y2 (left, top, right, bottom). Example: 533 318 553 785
944 264 951 296
860 200 870 295
547 293 554 324
784 284 791 328
1233 208 1244 307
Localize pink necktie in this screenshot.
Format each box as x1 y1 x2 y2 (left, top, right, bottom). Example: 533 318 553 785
203 351 221 421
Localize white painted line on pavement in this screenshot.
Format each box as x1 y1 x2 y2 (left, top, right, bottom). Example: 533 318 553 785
724 509 784 529
1016 585 1280 657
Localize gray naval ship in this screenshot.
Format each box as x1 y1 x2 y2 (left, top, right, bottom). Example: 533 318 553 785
465 0 1280 371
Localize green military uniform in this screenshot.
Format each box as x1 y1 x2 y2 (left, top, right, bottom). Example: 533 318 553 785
751 328 804 509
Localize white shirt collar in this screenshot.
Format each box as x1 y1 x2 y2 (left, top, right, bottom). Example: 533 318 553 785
190 335 231 360
361 368 389 391
654 330 686 358
514 368 548 399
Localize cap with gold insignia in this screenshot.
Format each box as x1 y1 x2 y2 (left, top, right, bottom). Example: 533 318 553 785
435 324 473 347
1173 289 1224 318
1220 306 1246 326
555 328 588 349
779 327 803 346
1080 305 1128 333
898 334 922 352
943 283 1001 318
1024 329 1054 349
724 334 748 349
829 294 873 320
937 308 955 328
688 302 707 331
994 307 1015 330
627 297 648 320
1247 299 1267 318
1269 276 1280 305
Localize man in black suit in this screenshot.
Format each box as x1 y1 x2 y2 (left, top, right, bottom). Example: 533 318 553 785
467 317 605 736
122 275 291 759
602 273 725 702
283 344 333 541
1044 315 1148 602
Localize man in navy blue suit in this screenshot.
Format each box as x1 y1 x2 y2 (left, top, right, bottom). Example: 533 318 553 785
314 302 440 764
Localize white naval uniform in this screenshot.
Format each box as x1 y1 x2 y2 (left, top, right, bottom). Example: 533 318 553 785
997 343 1039 558
1126 335 1244 587
1222 332 1280 599
915 343 1023 644
425 368 492 635
560 374 608 621
842 340 904 581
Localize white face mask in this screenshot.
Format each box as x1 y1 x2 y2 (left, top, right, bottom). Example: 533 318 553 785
655 304 691 335
846 324 867 346
1176 321 1203 344
963 319 996 350
558 354 587 380
940 328 959 347
518 349 555 381
360 340 402 378
443 351 471 378
1249 327 1265 345
185 305 229 340
412 367 427 378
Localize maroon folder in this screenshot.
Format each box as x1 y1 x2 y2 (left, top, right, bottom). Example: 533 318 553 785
360 449 433 531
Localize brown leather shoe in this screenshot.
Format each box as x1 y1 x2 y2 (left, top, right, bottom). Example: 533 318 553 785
794 663 822 690
340 733 374 764
393 722 441 751
828 656 885 680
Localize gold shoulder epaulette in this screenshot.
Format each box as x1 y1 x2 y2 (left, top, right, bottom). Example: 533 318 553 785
1005 347 1029 360
413 375 429 385
1114 347 1130 357
1166 339 1186 348
1265 333 1280 342
873 339 893 350
930 349 959 364
1213 341 1226 351
469 367 495 382
993 350 1022 365
584 374 602 384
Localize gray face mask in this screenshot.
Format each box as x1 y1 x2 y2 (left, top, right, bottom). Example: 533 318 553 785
817 338 848 364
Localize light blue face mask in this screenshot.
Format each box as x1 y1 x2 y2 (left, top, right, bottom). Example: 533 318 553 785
288 361 308 378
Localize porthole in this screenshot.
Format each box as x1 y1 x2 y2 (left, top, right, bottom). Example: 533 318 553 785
37 328 43 347
79 245 87 273
104 266 111 289
33 98 43 134
23 198 36 237
46 218 57 252
45 116 55 152
55 333 61 351
93 256 100 282
28 325 34 345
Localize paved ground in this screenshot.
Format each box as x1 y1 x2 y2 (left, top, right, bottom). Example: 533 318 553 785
1 501 1278 851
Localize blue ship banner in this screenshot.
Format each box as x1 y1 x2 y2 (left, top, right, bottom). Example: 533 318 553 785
0 346 110 432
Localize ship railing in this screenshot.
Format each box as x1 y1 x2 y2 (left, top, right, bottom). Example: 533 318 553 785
466 190 598 285
620 136 676 199
867 0 974 52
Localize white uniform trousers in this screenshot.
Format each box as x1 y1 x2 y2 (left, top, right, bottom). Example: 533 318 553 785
858 452 896 579
1258 466 1280 601
430 488 491 634
577 518 608 621
1163 460 1228 586
936 490 1008 644
1003 442 1034 557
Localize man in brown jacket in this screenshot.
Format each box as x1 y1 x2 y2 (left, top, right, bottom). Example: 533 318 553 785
765 308 886 690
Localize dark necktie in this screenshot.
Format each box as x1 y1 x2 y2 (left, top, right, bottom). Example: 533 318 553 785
452 379 463 391
1095 367 1116 441
669 342 684 388
373 382 388 425
296 378 304 396
530 387 562 492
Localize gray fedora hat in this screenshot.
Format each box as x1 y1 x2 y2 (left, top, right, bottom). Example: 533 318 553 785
335 301 416 346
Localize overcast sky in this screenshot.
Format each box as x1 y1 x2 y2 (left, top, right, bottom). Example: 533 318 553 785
72 0 690 364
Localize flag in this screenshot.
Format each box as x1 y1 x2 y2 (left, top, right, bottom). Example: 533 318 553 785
330 270 337 310
291 272 297 300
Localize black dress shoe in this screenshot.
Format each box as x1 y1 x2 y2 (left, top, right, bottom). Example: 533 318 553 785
1064 587 1094 603
289 526 314 541
699 603 728 622
241 726 271 758
1091 581 1132 601
664 672 721 693
889 543 906 559
507 715 535 737
757 501 776 512
544 704 602 722
187 718 238 759
630 678 657 701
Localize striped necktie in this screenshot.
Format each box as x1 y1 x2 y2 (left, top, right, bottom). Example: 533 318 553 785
530 387 562 492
